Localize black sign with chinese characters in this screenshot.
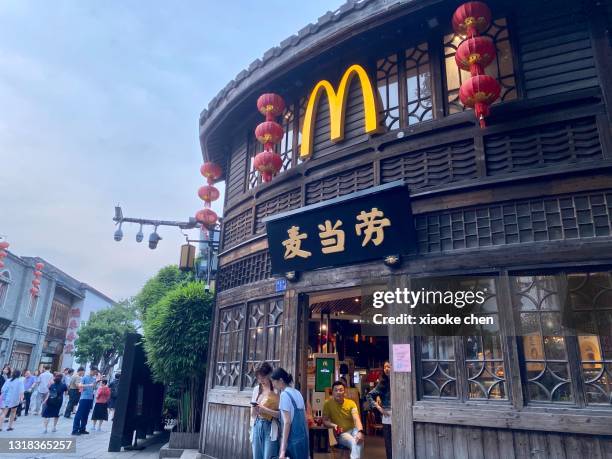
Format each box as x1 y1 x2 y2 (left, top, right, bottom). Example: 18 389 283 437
264 181 416 275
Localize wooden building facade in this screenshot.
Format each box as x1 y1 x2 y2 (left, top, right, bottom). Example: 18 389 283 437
198 0 612 457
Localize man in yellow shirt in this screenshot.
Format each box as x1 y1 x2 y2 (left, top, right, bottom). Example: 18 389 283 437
323 381 364 459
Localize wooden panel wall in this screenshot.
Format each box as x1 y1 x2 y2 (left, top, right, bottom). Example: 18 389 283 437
381 139 477 191
311 75 369 159
225 136 248 207
414 422 612 459
204 403 251 459
485 117 603 176
516 0 599 99
305 164 375 205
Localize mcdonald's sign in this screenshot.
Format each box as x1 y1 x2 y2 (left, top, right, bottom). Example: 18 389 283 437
300 64 382 159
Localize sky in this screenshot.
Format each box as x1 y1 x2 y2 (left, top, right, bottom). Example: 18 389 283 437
0 0 344 301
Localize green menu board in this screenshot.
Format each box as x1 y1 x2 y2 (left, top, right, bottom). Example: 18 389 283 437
315 357 335 392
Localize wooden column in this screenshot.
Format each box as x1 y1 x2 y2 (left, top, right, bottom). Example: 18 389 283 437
388 274 415 459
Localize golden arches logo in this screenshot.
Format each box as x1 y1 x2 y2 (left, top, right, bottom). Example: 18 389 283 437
300 64 382 159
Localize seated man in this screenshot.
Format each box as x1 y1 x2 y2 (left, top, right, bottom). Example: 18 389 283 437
323 380 364 459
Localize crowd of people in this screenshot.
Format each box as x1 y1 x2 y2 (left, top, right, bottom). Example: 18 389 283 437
249 361 392 459
0 363 121 435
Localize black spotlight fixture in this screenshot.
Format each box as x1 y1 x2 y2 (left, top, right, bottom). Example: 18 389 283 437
113 223 123 242
149 228 162 250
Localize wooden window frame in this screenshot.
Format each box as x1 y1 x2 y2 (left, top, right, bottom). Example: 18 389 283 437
211 296 284 393
414 269 612 411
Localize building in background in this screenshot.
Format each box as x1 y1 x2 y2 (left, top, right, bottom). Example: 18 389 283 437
0 252 114 372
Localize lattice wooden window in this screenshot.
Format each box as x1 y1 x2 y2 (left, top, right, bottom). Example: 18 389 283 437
247 103 298 189
444 18 517 115
0 271 9 309
512 275 573 403
568 271 612 406
280 105 295 172
415 276 507 401
247 133 263 190
214 305 245 387
405 43 433 125
419 335 458 398
27 295 38 317
243 298 284 388
376 42 432 131
376 53 400 130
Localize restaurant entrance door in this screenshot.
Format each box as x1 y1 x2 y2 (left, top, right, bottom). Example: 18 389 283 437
300 287 389 459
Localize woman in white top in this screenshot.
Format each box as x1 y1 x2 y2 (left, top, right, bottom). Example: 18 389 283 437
271 367 309 459
0 370 24 431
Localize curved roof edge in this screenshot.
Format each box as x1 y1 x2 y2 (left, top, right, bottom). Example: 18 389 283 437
199 0 424 158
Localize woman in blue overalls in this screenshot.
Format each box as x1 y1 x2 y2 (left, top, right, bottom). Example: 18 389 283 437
271 368 310 459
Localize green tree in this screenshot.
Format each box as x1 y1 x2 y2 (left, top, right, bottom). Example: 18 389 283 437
134 265 193 318
143 281 213 433
74 300 137 375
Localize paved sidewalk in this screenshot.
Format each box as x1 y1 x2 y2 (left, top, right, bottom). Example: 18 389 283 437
0 411 163 459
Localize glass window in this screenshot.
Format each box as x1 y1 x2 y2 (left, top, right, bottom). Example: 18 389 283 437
0 271 9 308
444 18 517 115
405 43 433 125
243 298 284 388
377 53 400 130
415 276 507 401
280 106 295 172
568 272 612 406
512 275 573 403
27 295 38 317
214 305 245 387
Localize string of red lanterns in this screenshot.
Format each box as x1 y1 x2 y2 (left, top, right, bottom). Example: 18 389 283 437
253 93 285 183
0 241 9 270
453 1 501 128
30 262 44 297
195 161 222 229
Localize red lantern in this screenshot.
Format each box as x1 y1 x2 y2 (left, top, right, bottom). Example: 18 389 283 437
35 262 44 270
257 93 285 121
0 242 8 250
64 344 74 354
34 270 42 277
452 1 492 37
455 36 496 75
459 75 501 128
198 185 220 203
195 208 218 228
200 162 222 184
69 319 78 329
255 121 284 148
32 278 41 286
66 332 76 341
254 150 283 183
0 251 6 259
30 287 39 296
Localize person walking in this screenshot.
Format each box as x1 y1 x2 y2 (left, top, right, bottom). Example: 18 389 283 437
91 379 110 431
33 365 53 415
250 362 280 459
64 367 83 418
41 373 67 433
107 372 120 420
270 367 309 459
22 370 36 416
366 361 392 459
0 365 11 392
0 370 24 431
71 366 98 435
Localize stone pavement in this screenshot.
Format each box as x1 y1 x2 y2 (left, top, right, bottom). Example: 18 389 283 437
0 411 164 459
